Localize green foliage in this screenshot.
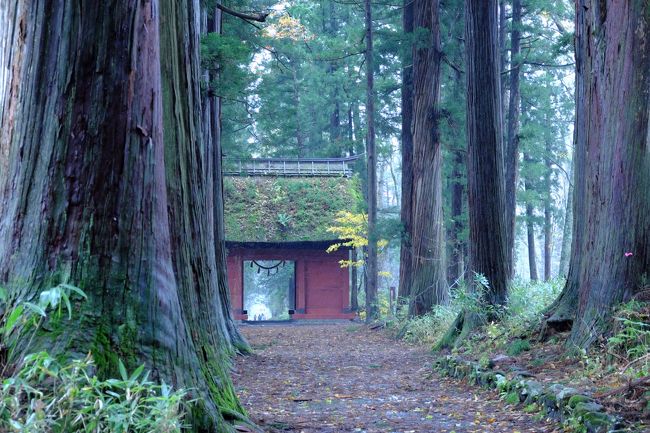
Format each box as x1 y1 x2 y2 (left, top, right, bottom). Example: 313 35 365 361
507 339 531 356
390 300 460 346
504 391 521 405
218 0 404 160
1 353 188 433
223 176 361 242
0 286 189 432
607 300 650 377
394 279 563 349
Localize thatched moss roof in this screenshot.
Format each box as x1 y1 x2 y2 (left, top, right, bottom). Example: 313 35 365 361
223 176 361 242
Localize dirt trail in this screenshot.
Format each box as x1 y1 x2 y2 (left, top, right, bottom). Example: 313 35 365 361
232 324 559 433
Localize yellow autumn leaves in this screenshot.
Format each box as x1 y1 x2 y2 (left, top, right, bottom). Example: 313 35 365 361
326 211 390 278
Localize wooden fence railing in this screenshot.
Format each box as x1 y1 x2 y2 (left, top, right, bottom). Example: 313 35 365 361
223 156 358 177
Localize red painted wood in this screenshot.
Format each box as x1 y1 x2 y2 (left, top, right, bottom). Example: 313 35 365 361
226 247 354 320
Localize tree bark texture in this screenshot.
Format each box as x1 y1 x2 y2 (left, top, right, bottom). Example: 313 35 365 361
526 205 539 281
0 1 247 430
465 0 509 306
398 0 414 302
448 150 466 285
504 0 522 278
408 0 447 315
364 0 379 322
498 0 507 111
558 161 573 277
543 142 552 281
203 5 249 353
565 0 650 348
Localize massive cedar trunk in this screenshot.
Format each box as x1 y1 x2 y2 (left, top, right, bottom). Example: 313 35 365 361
364 0 379 322
0 1 247 430
203 5 249 353
563 0 650 348
439 0 508 347
408 0 447 315
398 0 414 302
464 0 508 306
504 0 522 277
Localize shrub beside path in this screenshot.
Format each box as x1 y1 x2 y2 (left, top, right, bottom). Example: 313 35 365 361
232 324 560 432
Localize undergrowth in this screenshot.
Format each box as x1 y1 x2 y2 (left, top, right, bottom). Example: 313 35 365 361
0 285 189 432
388 278 563 348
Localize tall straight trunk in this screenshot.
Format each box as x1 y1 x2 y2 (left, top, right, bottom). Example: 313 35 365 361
0 0 247 430
526 204 539 281
351 248 359 311
364 0 379 322
564 0 650 348
448 150 466 285
204 5 249 353
292 68 305 157
378 160 386 208
524 192 539 281
558 160 573 277
398 0 414 301
543 142 552 281
543 204 552 281
465 0 508 306
327 2 341 149
504 0 522 277
498 0 507 122
409 0 447 315
439 0 508 347
347 104 355 155
522 151 539 281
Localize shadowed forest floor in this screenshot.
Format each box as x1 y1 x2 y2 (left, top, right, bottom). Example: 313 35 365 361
232 324 561 432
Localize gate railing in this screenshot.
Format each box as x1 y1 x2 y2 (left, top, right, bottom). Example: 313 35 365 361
223 156 358 177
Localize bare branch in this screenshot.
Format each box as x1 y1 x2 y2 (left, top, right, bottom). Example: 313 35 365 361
217 3 269 23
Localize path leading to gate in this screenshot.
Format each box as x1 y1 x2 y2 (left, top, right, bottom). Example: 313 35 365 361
232 324 560 433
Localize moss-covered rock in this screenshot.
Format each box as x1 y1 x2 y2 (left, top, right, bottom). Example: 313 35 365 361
433 355 622 433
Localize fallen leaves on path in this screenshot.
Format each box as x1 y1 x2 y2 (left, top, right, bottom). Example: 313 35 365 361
233 324 561 433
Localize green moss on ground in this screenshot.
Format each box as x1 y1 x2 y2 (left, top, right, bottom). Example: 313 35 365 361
223 176 362 242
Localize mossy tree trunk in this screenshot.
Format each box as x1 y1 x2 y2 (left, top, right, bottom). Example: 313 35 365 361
202 4 250 354
544 0 650 348
408 0 447 315
0 1 249 430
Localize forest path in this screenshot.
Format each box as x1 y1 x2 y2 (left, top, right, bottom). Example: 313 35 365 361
232 324 559 433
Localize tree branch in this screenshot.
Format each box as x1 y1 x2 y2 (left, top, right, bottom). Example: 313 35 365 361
217 3 269 23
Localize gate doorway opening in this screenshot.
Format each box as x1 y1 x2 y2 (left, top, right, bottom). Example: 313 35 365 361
243 260 296 321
